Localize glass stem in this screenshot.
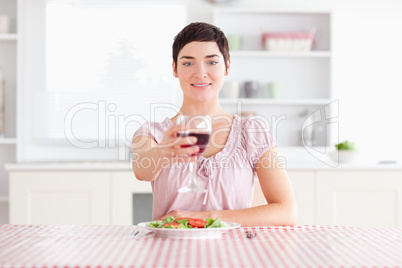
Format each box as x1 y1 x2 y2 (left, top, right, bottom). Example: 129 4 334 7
190 159 197 184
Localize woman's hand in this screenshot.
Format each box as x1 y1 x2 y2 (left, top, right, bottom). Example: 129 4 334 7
132 124 200 181
154 124 200 167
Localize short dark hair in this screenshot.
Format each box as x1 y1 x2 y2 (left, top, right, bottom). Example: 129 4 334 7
172 22 230 72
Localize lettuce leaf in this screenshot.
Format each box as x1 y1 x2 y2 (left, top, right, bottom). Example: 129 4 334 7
162 216 175 224
175 219 189 225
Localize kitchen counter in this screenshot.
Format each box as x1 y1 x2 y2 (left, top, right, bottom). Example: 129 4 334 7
5 146 401 171
5 160 402 171
1 224 401 267
5 161 133 171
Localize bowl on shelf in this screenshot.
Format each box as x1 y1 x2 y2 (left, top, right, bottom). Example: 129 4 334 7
327 150 360 164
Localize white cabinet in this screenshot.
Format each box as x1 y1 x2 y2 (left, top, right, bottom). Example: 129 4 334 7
8 168 318 226
288 171 316 225
8 170 273 225
0 0 18 223
8 169 152 225
316 170 402 228
111 171 152 225
9 172 111 225
261 168 402 228
7 165 402 227
213 8 333 147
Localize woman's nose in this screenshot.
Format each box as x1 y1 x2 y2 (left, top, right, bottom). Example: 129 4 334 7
194 65 207 78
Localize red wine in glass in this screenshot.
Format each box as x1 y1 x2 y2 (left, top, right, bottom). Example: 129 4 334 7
175 115 212 193
177 131 211 155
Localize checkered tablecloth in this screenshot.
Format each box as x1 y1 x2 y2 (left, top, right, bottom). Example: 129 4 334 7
1 224 401 268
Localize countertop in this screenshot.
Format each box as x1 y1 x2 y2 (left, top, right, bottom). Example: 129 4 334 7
6 146 401 171
5 160 402 171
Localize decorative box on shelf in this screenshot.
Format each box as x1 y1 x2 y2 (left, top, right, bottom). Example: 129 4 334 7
262 29 316 52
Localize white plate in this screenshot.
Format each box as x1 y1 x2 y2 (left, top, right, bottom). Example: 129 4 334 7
137 221 241 239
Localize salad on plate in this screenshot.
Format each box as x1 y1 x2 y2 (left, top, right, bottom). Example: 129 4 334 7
148 216 230 229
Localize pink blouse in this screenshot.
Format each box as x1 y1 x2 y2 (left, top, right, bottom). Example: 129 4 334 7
132 114 276 220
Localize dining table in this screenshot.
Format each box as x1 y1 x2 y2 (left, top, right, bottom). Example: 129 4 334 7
1 224 402 268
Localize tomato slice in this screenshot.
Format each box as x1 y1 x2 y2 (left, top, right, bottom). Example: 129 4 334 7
163 222 181 228
188 218 207 228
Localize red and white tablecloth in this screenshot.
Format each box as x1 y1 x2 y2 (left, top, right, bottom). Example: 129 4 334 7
1 224 402 268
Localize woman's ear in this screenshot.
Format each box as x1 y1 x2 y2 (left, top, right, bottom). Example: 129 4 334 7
172 61 178 78
225 59 231 76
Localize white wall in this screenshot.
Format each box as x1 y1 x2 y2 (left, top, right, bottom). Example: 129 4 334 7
331 6 402 162
188 0 402 162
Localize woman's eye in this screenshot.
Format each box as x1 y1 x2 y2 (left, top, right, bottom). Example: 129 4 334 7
208 61 218 65
183 62 193 67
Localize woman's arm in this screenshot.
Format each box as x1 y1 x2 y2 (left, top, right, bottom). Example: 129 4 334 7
217 146 297 226
131 124 200 181
157 147 297 226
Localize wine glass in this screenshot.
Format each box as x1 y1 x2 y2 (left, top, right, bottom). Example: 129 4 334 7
176 115 212 193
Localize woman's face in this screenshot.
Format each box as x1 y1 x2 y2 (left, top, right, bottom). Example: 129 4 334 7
173 41 230 102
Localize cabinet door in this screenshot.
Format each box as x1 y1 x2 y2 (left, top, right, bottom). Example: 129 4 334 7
111 172 152 225
287 171 316 225
316 171 402 228
9 172 110 225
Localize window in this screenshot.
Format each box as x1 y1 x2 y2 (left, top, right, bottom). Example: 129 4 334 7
20 0 186 162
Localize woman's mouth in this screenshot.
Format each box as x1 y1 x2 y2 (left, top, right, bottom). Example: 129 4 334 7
191 83 211 88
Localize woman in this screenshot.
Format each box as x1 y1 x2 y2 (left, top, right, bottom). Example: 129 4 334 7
132 22 297 226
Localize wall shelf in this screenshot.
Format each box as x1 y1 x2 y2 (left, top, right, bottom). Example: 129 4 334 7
0 0 18 224
0 195 9 202
0 34 18 41
0 138 17 145
230 51 331 58
213 7 332 14
214 8 333 147
219 98 333 106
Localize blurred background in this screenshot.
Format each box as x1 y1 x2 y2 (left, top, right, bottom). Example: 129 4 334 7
1 0 401 227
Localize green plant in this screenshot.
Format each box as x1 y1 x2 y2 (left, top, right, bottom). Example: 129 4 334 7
335 140 357 151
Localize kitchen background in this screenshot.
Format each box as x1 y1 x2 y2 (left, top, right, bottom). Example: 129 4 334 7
1 0 402 226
